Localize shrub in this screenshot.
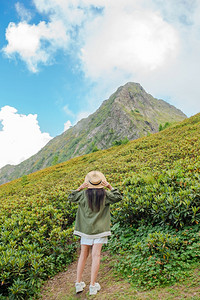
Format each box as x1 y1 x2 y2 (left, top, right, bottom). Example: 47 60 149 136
159 122 171 131
112 137 129 146
0 193 78 299
112 165 200 228
92 146 99 153
108 224 200 289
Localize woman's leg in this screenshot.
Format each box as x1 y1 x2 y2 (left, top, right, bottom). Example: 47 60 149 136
76 244 90 282
90 243 103 285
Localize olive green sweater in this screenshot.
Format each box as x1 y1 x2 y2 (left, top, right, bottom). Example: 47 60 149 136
68 189 122 238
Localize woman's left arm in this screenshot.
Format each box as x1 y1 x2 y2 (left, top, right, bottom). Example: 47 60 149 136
101 180 123 204
105 189 122 204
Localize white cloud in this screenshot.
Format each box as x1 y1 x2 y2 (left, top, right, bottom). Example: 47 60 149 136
151 0 197 26
64 120 72 131
63 108 91 129
75 111 91 124
4 0 178 76
0 106 52 169
2 0 200 116
3 20 69 72
80 5 179 79
15 2 32 22
63 104 75 117
33 0 86 26
2 0 103 72
79 0 200 116
33 0 106 25
124 0 200 116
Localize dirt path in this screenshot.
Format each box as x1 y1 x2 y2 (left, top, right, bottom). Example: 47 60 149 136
41 250 132 300
40 250 200 300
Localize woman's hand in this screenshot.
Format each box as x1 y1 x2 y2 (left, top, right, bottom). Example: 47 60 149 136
76 182 89 191
101 180 113 190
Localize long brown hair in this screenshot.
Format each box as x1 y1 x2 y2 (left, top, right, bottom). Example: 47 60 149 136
86 188 106 212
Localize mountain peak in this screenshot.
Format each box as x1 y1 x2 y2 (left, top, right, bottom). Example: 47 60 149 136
0 82 187 185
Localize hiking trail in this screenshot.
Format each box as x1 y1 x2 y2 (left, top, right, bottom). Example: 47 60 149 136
41 250 200 300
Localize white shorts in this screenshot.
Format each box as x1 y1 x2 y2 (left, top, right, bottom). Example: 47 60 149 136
81 236 108 245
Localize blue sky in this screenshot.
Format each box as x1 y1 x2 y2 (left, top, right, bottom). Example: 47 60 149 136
0 0 94 136
0 0 200 168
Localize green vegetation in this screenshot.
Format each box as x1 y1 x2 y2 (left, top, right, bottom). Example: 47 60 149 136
21 175 29 187
112 136 129 146
113 168 200 227
51 155 59 166
108 223 200 289
92 146 100 152
159 122 171 131
134 109 141 114
0 113 199 299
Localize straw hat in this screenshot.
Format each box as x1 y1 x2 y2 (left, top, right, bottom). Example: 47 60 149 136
84 171 106 189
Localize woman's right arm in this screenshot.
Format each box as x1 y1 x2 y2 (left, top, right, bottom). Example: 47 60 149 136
68 182 89 203
68 190 82 203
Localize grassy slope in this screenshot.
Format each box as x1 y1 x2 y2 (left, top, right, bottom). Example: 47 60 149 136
0 113 199 299
0 113 199 197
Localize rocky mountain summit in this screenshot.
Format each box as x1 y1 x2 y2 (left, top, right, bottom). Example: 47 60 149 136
0 82 186 184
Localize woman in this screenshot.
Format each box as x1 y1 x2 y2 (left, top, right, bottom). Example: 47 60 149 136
68 170 122 295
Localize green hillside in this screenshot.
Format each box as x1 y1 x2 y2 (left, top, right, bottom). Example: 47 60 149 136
0 113 199 299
